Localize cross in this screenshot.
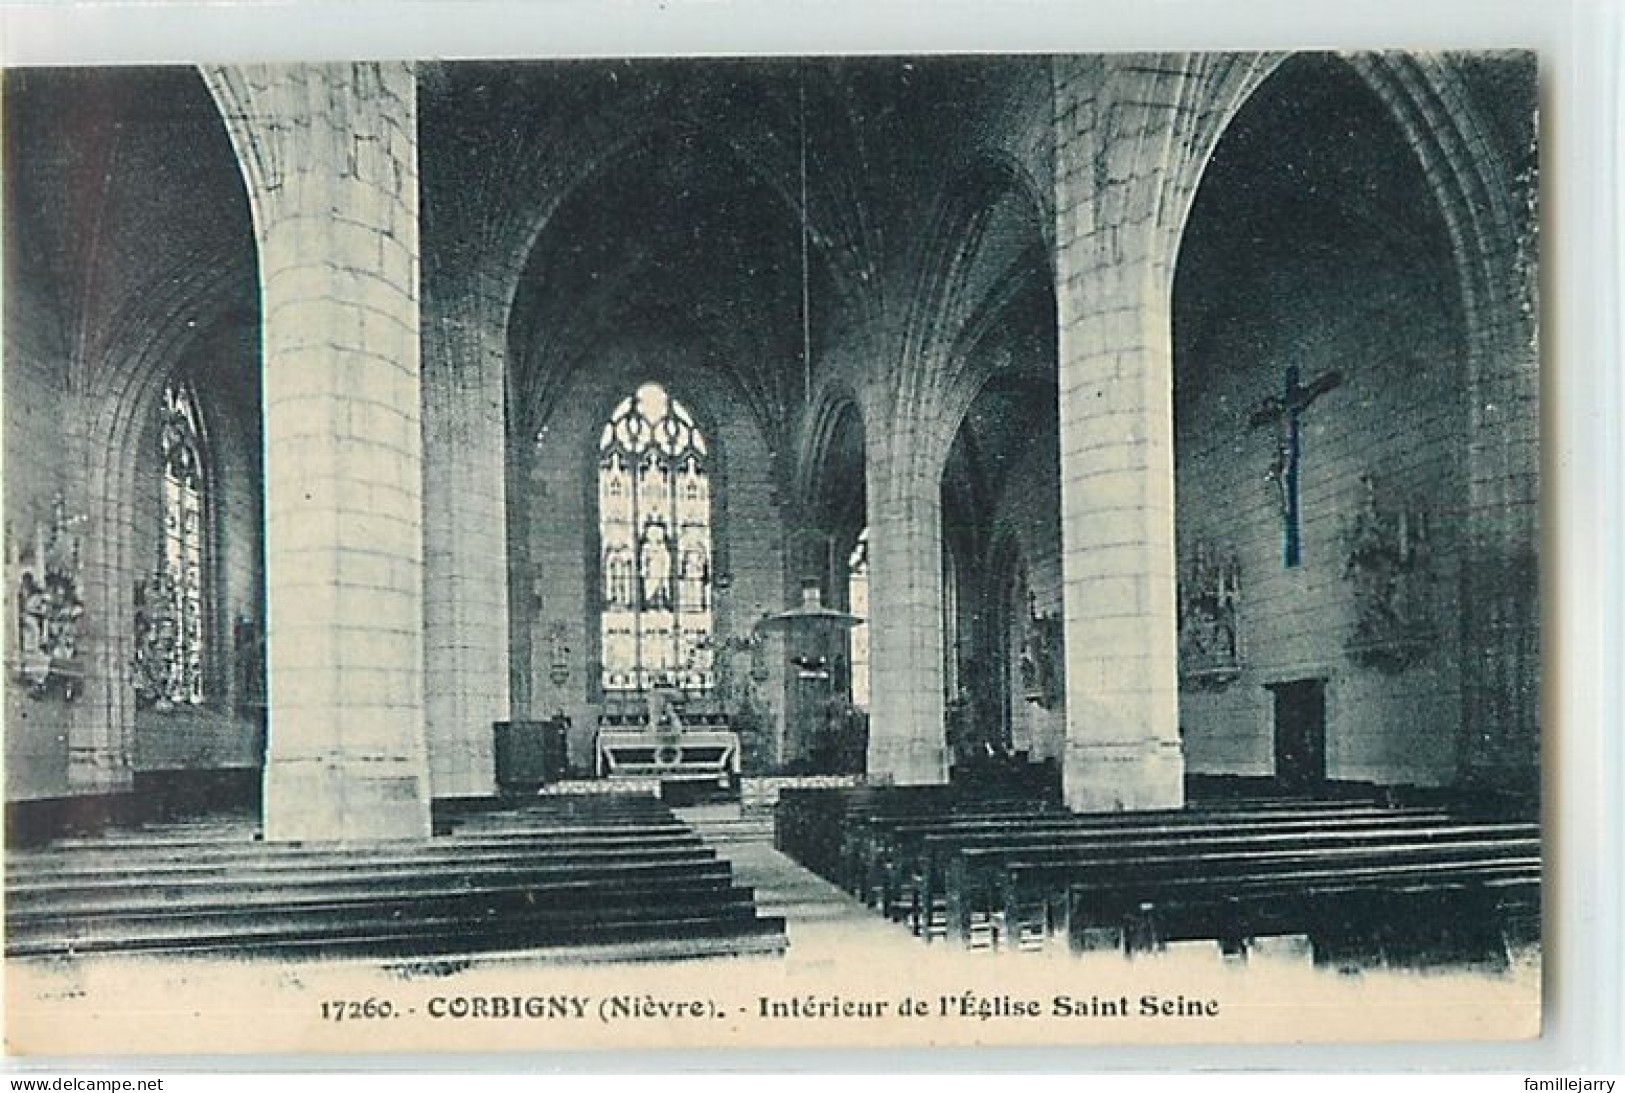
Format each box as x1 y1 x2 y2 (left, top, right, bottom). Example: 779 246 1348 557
1248 365 1343 568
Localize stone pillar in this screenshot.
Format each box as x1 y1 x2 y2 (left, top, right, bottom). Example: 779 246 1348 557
1051 58 1214 813
863 421 949 785
1053 259 1183 811
421 271 511 799
64 467 133 797
208 63 431 841
1458 191 1540 791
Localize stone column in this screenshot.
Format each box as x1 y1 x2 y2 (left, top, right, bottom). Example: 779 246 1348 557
207 63 431 841
1458 194 1540 791
1053 256 1183 811
64 467 133 798
863 419 949 785
421 271 511 799
1050 57 1233 812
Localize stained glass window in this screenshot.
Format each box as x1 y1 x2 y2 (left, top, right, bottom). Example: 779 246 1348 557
598 382 714 692
159 379 206 705
847 529 869 711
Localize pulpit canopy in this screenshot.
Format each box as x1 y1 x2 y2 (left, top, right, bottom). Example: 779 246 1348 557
755 579 863 634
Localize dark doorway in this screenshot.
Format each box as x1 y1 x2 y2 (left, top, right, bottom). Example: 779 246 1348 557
1268 679 1327 792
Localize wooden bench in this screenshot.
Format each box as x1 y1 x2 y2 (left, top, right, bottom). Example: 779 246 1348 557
775 785 1000 881
1065 856 1540 964
899 807 1457 932
973 827 1539 948
8 797 788 964
814 793 1387 907
7 873 773 958
6 828 708 882
865 805 1439 912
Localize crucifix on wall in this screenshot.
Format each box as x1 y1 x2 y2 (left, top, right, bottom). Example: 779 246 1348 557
1248 365 1343 568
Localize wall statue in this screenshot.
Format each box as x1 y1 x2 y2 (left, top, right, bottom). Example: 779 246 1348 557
12 496 86 701
234 613 267 715
1019 592 1063 710
1342 473 1436 672
133 569 180 708
1178 540 1242 690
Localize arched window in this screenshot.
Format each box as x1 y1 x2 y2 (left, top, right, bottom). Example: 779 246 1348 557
847 529 869 711
137 378 208 707
598 382 714 692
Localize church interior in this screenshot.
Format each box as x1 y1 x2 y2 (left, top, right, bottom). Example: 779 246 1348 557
3 53 1541 967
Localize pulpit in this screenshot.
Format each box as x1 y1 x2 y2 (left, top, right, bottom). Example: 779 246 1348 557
756 579 863 770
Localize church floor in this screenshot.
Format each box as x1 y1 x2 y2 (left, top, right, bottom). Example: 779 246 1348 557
676 804 919 960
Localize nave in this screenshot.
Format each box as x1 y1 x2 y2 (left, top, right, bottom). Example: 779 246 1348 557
2 58 1541 1016
7 776 1538 977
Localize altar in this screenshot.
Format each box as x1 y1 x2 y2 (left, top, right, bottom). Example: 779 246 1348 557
595 711 740 787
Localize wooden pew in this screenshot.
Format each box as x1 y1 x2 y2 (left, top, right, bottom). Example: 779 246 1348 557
900 807 1457 933
974 827 1539 948
1065 856 1540 965
34 794 679 850
7 873 772 958
7 845 730 900
839 796 1387 909
6 828 708 882
775 785 998 882
869 805 1443 920
8 796 789 964
9 854 734 914
841 801 1068 902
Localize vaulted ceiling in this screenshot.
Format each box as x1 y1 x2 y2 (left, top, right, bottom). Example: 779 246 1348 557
419 56 1058 500
3 66 258 401
1173 54 1463 405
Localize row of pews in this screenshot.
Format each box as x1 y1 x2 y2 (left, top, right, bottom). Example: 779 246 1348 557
776 785 1540 963
7 793 787 964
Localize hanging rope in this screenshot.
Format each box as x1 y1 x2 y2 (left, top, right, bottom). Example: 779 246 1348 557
799 61 812 406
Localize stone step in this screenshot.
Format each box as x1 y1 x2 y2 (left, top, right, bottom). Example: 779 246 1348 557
689 820 775 844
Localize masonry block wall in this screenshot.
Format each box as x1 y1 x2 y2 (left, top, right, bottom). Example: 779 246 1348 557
3 252 75 801
128 345 265 775
514 342 790 773
1173 253 1467 785
420 271 511 799
5 67 264 808
2 322 265 803
4 56 1538 829
989 430 1066 762
1171 59 1472 787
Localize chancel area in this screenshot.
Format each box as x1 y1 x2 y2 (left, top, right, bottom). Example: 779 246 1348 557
3 54 1540 966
